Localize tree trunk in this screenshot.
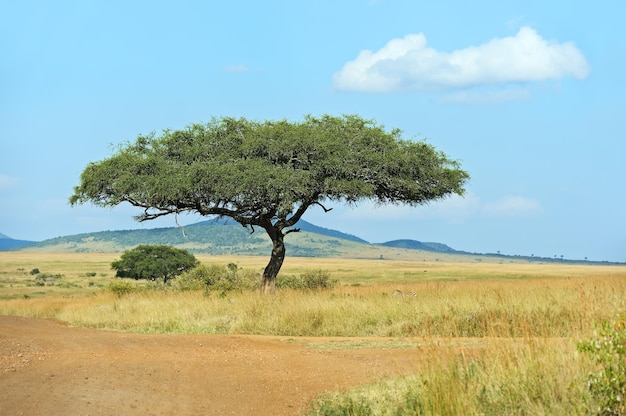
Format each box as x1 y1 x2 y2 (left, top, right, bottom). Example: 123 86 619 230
261 233 285 295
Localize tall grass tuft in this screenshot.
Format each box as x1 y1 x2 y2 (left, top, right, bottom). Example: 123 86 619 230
308 338 597 415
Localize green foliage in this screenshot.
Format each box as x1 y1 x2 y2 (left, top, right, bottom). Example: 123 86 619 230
70 115 468 221
175 263 261 292
70 115 469 285
107 280 140 296
578 315 626 415
111 245 199 283
276 270 337 290
309 397 373 416
34 273 63 286
30 268 40 275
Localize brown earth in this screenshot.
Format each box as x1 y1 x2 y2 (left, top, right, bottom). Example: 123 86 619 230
0 316 471 416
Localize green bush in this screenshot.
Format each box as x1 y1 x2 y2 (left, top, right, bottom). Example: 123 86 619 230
309 397 373 416
277 270 337 290
175 263 261 292
578 315 626 415
107 280 140 296
275 274 307 290
111 245 199 284
34 273 63 283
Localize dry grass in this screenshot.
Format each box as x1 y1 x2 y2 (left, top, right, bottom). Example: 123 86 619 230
308 337 597 415
1 252 624 338
1 252 624 415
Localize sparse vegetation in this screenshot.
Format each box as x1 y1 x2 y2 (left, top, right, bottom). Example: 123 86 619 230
308 338 596 415
175 263 261 292
578 315 626 415
0 252 624 414
108 280 141 296
276 269 337 290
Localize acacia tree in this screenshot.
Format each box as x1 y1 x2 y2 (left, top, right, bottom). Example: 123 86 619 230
111 245 199 284
70 115 469 293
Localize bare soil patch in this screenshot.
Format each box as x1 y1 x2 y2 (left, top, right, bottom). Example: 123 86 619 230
0 316 456 415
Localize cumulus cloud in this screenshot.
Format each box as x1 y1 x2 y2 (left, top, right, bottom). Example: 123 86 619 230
481 195 542 217
333 26 590 93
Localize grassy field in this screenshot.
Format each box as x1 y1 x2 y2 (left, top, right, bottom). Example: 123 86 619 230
1 251 625 415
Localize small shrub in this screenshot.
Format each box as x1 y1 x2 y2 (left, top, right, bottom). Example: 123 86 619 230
175 265 213 291
277 270 337 290
301 270 337 290
276 274 306 290
30 268 40 275
308 396 373 415
35 273 63 282
57 281 80 289
578 315 626 415
111 245 198 283
175 264 261 292
108 280 139 296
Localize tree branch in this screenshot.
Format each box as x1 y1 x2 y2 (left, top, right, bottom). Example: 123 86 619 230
314 201 333 213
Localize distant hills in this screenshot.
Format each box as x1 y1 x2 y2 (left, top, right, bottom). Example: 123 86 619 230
2 220 621 264
380 239 456 253
3 219 374 257
0 232 36 250
2 219 464 260
189 218 369 244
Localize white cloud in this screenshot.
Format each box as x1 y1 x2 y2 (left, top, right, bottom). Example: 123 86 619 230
333 26 590 93
0 174 20 190
481 195 542 218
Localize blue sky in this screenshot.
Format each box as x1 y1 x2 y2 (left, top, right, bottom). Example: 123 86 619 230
1 1 624 262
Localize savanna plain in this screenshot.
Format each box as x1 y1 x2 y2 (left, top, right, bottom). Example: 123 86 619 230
0 251 624 415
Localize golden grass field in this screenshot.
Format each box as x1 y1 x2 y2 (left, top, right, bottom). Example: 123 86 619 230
1 251 625 415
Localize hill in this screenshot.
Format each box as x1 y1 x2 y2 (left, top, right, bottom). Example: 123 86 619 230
16 219 483 262
380 239 457 253
0 233 36 250
11 221 616 264
189 219 368 244
16 220 370 258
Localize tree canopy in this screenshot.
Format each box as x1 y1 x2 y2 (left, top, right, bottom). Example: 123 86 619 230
111 245 198 284
71 114 469 292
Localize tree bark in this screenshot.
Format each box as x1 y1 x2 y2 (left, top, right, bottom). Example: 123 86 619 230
261 232 285 295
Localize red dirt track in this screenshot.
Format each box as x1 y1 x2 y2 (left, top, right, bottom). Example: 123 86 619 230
0 316 434 415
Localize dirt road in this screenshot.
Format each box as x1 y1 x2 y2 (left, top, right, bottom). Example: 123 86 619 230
0 316 436 415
